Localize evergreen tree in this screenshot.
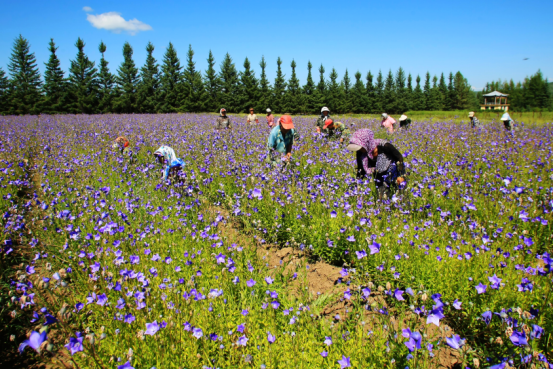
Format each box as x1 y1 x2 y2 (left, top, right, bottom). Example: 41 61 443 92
438 73 448 111
302 61 317 114
374 71 384 113
182 44 206 112
411 75 425 111
218 53 239 112
365 71 375 113
204 50 220 112
315 64 327 110
272 57 287 113
158 43 184 113
351 71 367 113
423 72 431 110
41 38 67 113
383 69 396 113
237 57 258 113
113 42 139 113
0 68 10 114
137 42 159 113
395 67 407 113
7 35 42 114
453 71 471 110
428 75 441 110
257 56 271 112
97 41 116 113
283 59 301 114
340 69 352 113
406 73 413 111
447 72 455 110
67 37 98 114
327 68 341 112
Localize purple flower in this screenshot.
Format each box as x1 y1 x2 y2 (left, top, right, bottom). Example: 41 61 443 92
355 250 367 259
475 283 487 294
145 321 160 336
344 289 351 300
324 336 332 346
26 265 35 275
265 276 274 285
192 327 203 339
118 362 134 369
96 293 108 306
452 299 462 310
64 333 84 355
510 330 528 346
446 334 465 350
237 324 245 333
482 311 492 325
124 314 135 324
215 253 226 264
75 302 84 311
237 335 248 346
246 279 256 287
19 331 47 353
369 241 380 254
488 363 507 369
426 307 444 327
393 289 404 301
330 210 337 218
337 355 351 368
320 351 328 358
271 301 280 309
346 235 355 242
267 332 275 344
488 274 502 289
530 324 543 340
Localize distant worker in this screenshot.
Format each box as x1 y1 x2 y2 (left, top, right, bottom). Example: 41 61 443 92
346 129 406 198
321 120 351 143
153 146 185 181
468 112 481 128
316 107 332 133
500 112 514 132
398 114 411 129
216 108 231 130
112 136 136 163
381 113 396 134
266 108 275 128
247 108 259 125
266 115 297 168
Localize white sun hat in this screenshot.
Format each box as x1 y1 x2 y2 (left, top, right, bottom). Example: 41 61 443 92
321 107 330 113
381 113 388 119
346 144 363 152
399 114 407 121
468 112 475 117
501 113 511 121
266 108 271 113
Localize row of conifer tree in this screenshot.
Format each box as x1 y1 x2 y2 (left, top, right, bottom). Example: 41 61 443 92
1 35 481 115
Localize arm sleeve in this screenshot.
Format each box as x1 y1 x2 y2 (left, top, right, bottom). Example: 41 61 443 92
163 165 170 180
380 143 405 175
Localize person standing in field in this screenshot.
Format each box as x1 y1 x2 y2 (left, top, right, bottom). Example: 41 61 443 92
266 115 297 167
501 112 514 132
381 113 396 134
346 129 406 198
316 107 332 133
153 146 185 181
266 108 275 128
321 120 351 143
398 114 411 129
216 108 231 130
468 112 481 128
247 108 259 125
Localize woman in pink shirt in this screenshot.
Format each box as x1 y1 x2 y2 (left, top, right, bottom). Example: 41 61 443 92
381 113 396 134
266 108 275 128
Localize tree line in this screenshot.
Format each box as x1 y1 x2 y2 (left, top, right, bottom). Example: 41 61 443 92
1 35 481 115
481 70 552 112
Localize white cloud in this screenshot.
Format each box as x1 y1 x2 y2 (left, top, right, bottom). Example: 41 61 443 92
82 6 93 12
86 12 152 35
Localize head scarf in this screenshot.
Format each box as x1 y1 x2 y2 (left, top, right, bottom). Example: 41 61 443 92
154 146 177 165
501 113 512 122
348 129 387 174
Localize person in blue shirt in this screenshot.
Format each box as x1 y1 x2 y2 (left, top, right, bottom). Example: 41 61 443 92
153 146 185 181
266 115 297 167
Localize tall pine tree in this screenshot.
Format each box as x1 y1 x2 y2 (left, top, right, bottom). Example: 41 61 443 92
302 61 317 114
8 35 42 115
204 50 220 112
438 73 448 111
41 38 67 113
395 67 407 113
340 69 352 113
411 75 425 111
219 53 239 112
257 56 271 112
272 57 287 113
365 71 375 113
351 71 367 113
113 42 139 113
67 37 98 114
0 68 10 114
327 68 340 112
137 42 159 113
383 70 396 113
284 59 301 114
237 57 258 113
374 71 384 113
182 44 206 112
97 41 116 113
447 72 455 110
315 64 327 110
158 43 184 113
406 73 413 111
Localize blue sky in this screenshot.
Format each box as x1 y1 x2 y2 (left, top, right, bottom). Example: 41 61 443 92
1 0 552 90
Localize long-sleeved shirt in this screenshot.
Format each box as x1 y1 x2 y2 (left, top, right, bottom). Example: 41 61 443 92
356 142 404 178
154 146 185 180
381 117 396 133
247 114 258 125
267 125 295 154
216 116 231 129
266 114 275 128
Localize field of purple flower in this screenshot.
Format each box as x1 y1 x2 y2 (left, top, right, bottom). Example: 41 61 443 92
1 114 551 369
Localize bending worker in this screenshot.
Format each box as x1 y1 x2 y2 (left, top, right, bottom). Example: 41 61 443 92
346 129 406 198
398 114 411 129
501 112 514 132
316 107 332 133
216 108 231 130
112 136 136 163
321 119 351 143
381 113 396 134
153 146 185 181
266 115 297 167
468 112 481 128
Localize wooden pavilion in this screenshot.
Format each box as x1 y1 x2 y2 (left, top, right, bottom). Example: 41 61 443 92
481 91 509 111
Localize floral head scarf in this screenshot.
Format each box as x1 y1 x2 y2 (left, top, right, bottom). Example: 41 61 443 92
348 129 387 174
154 146 177 164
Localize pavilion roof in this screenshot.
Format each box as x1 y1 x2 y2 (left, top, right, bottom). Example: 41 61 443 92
483 91 509 97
